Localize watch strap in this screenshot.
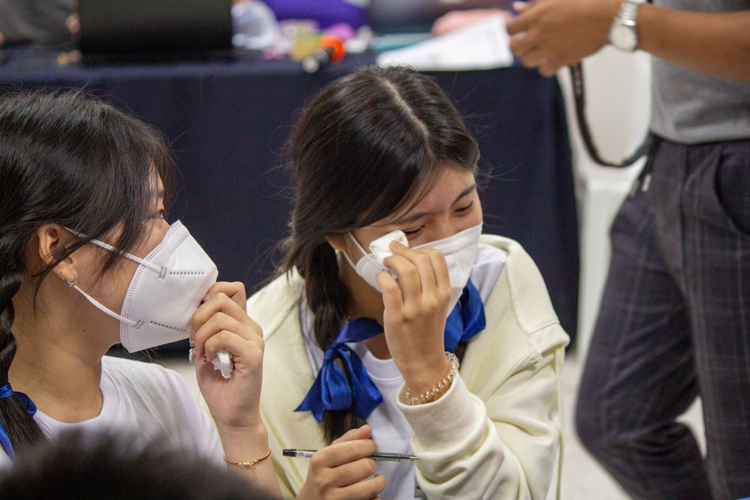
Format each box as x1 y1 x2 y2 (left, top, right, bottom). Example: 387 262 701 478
610 0 643 51
617 0 641 27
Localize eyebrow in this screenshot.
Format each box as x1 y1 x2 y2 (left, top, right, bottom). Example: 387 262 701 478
392 183 477 225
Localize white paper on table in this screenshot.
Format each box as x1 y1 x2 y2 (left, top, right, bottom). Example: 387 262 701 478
376 16 514 71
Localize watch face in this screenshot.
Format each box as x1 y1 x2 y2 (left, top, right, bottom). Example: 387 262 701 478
611 25 637 51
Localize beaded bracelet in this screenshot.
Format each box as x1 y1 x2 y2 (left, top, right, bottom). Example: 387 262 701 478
402 352 460 406
224 448 272 479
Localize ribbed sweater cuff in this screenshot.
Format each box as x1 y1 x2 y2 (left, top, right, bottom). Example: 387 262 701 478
396 375 482 449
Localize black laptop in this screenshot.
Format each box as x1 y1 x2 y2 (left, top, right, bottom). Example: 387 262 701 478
78 0 233 62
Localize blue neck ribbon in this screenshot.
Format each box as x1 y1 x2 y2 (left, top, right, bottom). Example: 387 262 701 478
0 383 38 459
296 279 486 422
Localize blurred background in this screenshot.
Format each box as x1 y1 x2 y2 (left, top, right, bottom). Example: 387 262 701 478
0 2 704 497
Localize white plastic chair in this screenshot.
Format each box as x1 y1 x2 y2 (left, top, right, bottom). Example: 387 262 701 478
557 47 652 362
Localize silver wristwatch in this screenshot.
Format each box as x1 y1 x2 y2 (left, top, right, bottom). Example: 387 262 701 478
609 0 646 52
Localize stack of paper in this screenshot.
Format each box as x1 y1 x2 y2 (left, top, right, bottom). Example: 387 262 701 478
376 16 514 71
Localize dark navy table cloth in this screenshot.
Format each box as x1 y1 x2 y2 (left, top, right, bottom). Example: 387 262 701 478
0 49 579 342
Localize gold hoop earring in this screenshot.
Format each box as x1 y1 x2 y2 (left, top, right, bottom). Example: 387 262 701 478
59 272 78 287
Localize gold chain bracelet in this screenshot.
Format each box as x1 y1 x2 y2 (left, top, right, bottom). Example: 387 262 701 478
224 448 272 479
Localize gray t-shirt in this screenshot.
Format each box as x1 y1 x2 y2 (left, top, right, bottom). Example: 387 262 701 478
0 0 76 46
650 0 750 143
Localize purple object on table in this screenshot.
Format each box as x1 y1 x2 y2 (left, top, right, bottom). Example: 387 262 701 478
327 23 356 41
264 0 367 29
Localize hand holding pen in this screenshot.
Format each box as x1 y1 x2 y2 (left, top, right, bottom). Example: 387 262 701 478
295 425 387 500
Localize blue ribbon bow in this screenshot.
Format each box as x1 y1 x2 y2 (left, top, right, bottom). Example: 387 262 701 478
296 318 385 423
0 383 37 459
296 279 486 422
444 279 487 352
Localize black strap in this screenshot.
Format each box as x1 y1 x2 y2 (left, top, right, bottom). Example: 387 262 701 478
569 62 651 168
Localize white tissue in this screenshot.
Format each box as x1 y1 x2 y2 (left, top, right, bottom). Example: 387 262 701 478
211 349 234 379
368 230 409 264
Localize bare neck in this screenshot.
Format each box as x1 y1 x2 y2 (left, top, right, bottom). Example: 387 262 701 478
337 254 391 360
8 283 114 423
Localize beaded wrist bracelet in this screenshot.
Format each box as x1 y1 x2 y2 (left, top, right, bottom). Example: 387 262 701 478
402 352 460 406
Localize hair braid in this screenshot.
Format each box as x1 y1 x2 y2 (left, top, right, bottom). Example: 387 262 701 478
294 242 365 442
0 236 44 452
304 243 349 351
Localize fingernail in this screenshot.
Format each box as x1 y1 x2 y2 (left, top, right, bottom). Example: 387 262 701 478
390 240 402 248
203 293 211 302
189 340 195 348
203 355 207 364
188 348 194 364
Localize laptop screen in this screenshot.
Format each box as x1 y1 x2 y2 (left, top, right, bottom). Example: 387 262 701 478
79 0 232 56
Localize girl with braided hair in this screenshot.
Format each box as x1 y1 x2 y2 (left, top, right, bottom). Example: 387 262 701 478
0 90 281 497
250 65 570 500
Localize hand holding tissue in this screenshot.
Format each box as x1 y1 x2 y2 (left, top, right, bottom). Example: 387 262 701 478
211 349 234 379
368 230 409 263
370 230 409 281
344 230 409 292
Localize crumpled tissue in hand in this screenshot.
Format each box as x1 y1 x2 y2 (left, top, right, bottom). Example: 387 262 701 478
211 349 234 379
368 230 409 264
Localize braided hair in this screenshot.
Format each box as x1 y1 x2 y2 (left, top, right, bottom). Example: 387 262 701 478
281 66 480 443
0 90 173 455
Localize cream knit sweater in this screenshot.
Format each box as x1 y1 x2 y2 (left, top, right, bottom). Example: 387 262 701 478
249 235 569 499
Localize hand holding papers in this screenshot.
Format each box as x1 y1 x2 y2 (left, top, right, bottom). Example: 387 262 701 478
377 16 514 71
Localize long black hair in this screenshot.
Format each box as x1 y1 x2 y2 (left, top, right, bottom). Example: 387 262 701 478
0 90 174 455
281 66 480 442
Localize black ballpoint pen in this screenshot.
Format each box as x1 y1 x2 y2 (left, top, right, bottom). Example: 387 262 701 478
283 449 419 462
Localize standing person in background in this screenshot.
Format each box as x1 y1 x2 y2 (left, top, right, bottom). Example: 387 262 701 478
506 1 750 499
0 0 78 47
249 65 569 500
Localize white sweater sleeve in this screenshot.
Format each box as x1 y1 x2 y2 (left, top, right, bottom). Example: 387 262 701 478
397 341 562 500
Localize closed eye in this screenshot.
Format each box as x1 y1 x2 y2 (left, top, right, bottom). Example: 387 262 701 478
153 209 169 221
456 201 473 213
403 225 425 236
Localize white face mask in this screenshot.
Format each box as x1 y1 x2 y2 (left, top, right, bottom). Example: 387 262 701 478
69 221 218 352
342 230 404 293
344 222 483 313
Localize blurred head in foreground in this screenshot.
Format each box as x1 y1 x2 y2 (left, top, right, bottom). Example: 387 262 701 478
0 431 275 500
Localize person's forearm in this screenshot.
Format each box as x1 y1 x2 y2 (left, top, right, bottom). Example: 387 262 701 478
218 423 283 497
637 6 750 81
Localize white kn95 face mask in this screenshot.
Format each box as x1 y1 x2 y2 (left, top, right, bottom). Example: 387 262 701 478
344 222 482 313
343 230 407 293
68 221 218 352
412 222 482 313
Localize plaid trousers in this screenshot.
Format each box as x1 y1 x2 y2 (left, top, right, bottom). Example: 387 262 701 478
576 136 750 500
